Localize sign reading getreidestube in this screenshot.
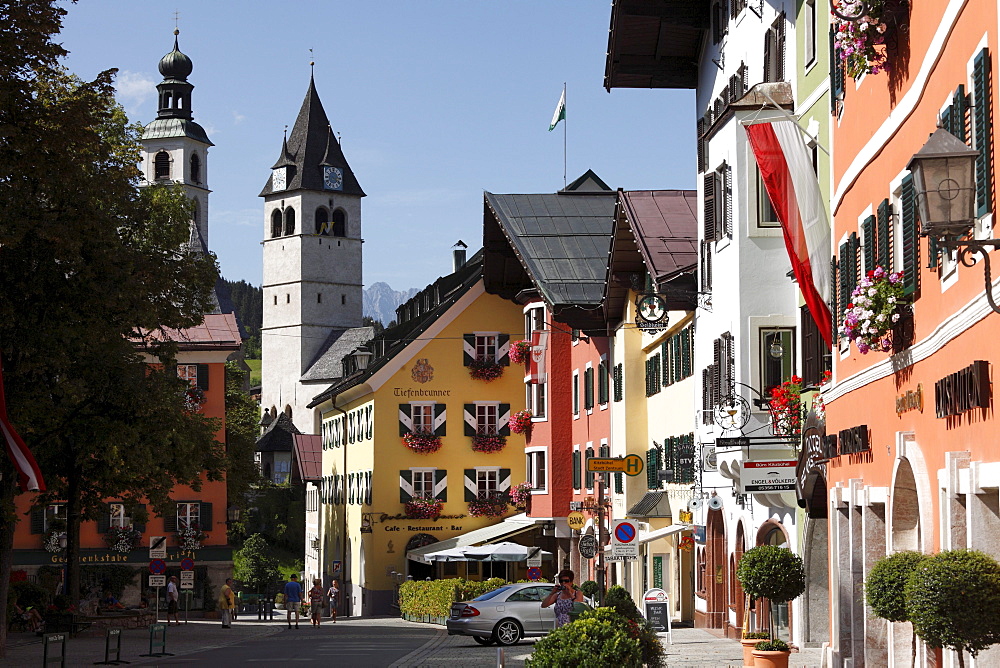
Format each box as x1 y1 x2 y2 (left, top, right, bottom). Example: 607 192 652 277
741 460 797 493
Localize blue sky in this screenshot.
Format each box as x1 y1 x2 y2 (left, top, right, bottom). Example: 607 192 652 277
59 1 695 290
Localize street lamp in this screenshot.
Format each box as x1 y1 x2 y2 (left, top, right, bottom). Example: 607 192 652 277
351 345 372 371
769 338 784 360
907 127 1000 312
226 505 241 525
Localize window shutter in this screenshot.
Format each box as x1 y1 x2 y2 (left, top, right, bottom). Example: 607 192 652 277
703 172 717 242
196 364 210 391
496 334 510 366
697 118 707 173
573 374 580 414
585 447 595 489
838 241 850 329
702 368 711 424
463 404 477 436
775 13 786 82
647 448 659 489
398 404 412 436
830 28 842 112
682 328 692 378
133 504 147 533
614 363 623 402
862 215 876 274
713 339 722 405
464 469 478 501
498 404 511 436
584 367 594 409
366 471 373 505
901 173 919 296
499 469 512 497
598 362 609 404
615 472 623 494
724 164 733 237
164 506 178 533
572 451 582 489
30 506 44 534
366 405 374 440
951 85 968 142
877 199 891 271
974 49 992 217
200 502 213 531
763 26 772 82
433 403 447 437
599 444 610 486
97 504 111 534
462 334 476 366
434 470 448 501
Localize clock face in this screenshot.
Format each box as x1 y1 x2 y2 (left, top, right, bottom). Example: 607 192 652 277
636 294 667 323
323 166 343 191
272 167 287 192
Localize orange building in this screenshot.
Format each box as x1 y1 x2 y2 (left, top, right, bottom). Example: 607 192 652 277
823 1 998 665
11 313 242 609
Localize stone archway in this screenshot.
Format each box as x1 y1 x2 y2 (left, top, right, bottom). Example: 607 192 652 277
890 457 921 666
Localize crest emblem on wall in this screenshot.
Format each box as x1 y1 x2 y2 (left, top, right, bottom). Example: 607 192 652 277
411 358 434 384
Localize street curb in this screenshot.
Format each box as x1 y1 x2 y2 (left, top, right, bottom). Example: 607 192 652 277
388 627 449 668
128 623 284 665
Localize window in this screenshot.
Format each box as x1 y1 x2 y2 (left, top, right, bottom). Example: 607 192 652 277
177 502 200 530
972 49 992 217
757 167 779 228
109 502 127 529
700 240 713 292
190 153 201 184
800 304 831 387
764 12 786 83
572 372 580 415
528 382 546 418
332 209 347 237
761 328 795 397
315 207 330 235
837 233 860 335
154 151 170 180
711 0 728 44
572 449 582 490
177 364 198 387
526 451 547 491
804 0 816 67
645 355 661 397
284 207 296 236
271 210 282 238
45 504 66 532
273 457 291 484
477 470 499 498
476 404 498 435
475 334 498 363
525 306 545 335
412 404 434 434
412 470 435 499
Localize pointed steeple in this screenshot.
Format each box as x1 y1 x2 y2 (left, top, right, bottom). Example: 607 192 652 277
271 128 295 169
259 75 364 197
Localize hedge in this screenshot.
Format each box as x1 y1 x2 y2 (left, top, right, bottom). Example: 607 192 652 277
399 577 509 618
526 607 642 668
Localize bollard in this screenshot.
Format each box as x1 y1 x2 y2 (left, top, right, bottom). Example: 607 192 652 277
43 633 67 668
138 623 174 658
496 645 505 668
93 627 130 665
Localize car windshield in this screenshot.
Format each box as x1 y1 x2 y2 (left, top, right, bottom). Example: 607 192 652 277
472 586 515 601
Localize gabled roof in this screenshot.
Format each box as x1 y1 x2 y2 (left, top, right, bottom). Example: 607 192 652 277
301 327 375 382
255 412 301 453
562 169 612 193
308 251 484 408
482 180 617 334
259 77 365 197
153 313 242 351
293 434 322 483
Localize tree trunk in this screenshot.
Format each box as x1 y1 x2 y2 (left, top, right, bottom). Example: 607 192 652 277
0 464 18 658
64 461 82 604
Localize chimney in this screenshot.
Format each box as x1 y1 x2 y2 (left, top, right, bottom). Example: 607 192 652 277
452 240 468 273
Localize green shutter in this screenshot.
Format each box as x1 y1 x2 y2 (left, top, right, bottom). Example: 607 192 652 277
399 470 412 502
974 49 992 217
585 447 595 489
399 404 412 436
462 334 476 366
434 470 448 501
614 472 624 494
196 364 210 391
163 503 178 533
646 448 659 490
598 362 609 405
572 451 581 489
464 404 476 437
951 85 968 142
200 503 213 531
30 506 44 534
901 173 919 296
584 367 594 409
862 215 876 274
433 403 447 437
132 504 147 533
464 469 478 502
97 504 111 534
682 327 692 378
877 199 891 271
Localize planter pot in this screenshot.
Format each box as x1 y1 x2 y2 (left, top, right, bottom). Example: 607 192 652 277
751 650 790 668
741 639 765 667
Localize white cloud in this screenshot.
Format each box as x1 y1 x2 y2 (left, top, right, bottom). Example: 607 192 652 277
212 208 260 229
114 70 155 116
232 111 246 124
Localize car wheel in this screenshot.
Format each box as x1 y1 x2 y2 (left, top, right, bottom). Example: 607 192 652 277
493 619 522 646
473 635 495 646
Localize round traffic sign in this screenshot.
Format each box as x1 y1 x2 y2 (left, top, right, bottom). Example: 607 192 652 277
622 454 644 476
180 558 195 571
527 567 542 581
149 559 166 575
614 522 637 543
579 534 598 560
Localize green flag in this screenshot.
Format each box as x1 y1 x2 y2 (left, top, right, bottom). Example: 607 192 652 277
548 89 566 131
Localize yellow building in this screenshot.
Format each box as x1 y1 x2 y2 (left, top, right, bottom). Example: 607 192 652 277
309 250 527 616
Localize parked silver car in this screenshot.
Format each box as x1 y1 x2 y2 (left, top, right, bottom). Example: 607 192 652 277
446 582 558 646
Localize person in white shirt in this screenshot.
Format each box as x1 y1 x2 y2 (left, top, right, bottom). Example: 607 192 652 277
166 576 180 626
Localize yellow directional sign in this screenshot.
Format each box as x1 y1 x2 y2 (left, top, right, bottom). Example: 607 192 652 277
586 454 644 476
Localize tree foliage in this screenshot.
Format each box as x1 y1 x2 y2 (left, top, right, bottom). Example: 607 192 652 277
233 533 279 593
736 545 806 603
224 280 262 358
865 551 926 623
225 361 262 527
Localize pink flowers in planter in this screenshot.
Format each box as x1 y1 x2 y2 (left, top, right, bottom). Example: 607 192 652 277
468 495 508 518
405 497 443 520
832 0 889 77
508 340 532 365
508 482 532 509
840 266 904 354
508 410 532 435
471 434 507 453
469 356 504 382
403 432 443 454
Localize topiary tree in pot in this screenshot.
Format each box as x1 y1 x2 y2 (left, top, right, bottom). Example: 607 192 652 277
865 551 926 667
904 549 1000 668
736 546 806 668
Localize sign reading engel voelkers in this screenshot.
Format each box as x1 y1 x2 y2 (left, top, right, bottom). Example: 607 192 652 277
740 460 797 494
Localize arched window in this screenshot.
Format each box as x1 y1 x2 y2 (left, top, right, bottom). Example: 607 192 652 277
332 209 347 237
284 207 296 236
315 207 330 235
284 405 293 419
190 154 201 184
271 209 282 238
154 151 171 180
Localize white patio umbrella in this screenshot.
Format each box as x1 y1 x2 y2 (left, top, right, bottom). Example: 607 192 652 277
421 547 471 562
461 542 551 562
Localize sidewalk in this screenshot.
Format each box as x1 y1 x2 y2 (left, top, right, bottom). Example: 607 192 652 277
2 617 284 667
662 627 823 667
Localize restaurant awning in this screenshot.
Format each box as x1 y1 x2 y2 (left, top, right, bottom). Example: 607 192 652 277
639 524 687 544
405 515 539 564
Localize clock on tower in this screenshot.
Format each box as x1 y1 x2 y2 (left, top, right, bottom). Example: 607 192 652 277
272 167 287 192
323 166 343 191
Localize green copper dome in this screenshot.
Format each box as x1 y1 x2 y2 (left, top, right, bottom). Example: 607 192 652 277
158 31 192 81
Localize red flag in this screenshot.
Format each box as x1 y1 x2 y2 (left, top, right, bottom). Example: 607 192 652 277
746 120 834 347
527 330 548 382
0 356 45 492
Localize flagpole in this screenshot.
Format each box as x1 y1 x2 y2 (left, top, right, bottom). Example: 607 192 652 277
563 82 567 188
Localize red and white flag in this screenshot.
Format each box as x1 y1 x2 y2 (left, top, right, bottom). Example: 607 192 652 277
746 120 833 347
0 356 45 492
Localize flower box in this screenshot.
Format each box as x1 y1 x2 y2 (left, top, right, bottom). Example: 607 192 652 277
840 266 905 354
508 410 532 435
468 356 504 382
468 495 508 518
104 525 143 553
471 434 506 453
508 340 532 365
403 432 442 454
405 497 443 520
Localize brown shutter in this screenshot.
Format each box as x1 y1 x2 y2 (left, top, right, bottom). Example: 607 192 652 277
704 173 717 242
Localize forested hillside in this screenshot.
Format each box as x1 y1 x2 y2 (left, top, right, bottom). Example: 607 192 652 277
225 279 262 358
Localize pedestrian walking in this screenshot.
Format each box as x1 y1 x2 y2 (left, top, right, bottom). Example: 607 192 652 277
326 580 340 622
166 576 181 626
284 574 303 630
309 579 325 627
220 578 236 628
541 569 584 628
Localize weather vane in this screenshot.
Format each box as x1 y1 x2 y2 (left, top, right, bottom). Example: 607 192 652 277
173 10 180 30
309 48 315 75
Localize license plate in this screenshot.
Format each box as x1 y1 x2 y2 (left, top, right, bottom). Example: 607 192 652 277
450 606 463 618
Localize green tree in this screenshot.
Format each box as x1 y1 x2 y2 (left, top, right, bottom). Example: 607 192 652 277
0 1 223 640
225 361 262 544
234 533 279 595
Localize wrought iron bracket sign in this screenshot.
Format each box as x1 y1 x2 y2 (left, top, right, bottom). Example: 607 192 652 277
935 360 990 418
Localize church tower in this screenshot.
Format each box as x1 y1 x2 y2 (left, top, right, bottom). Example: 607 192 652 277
140 30 213 247
260 75 365 428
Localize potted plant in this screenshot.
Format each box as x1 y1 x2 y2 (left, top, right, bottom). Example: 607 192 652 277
104 524 143 553
736 546 806 668
404 497 443 520
508 410 533 435
740 631 771 667
508 482 532 510
468 356 504 382
865 551 926 664
468 493 508 518
751 639 791 668
840 266 905 354
769 376 803 440
402 431 442 454
471 433 506 453
176 523 206 550
508 340 532 365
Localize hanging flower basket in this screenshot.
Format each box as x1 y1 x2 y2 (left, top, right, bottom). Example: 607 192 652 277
832 0 890 77
176 525 206 551
508 410 533 435
404 497 443 520
469 357 504 382
770 376 803 440
403 432 442 454
508 482 532 509
509 340 532 365
468 496 508 518
471 434 507 453
44 530 66 554
104 525 143 553
184 386 206 412
840 266 905 354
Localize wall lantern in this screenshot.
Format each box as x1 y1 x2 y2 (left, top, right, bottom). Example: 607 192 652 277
769 339 785 360
907 127 1000 313
226 505 241 525
351 345 373 371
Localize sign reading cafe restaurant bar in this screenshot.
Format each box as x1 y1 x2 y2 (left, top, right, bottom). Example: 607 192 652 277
935 360 990 418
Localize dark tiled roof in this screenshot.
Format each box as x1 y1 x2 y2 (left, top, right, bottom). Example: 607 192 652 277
622 190 698 281
626 491 673 518
301 327 375 382
308 252 484 408
259 77 364 197
482 187 616 332
255 412 302 453
293 434 322 482
142 118 213 146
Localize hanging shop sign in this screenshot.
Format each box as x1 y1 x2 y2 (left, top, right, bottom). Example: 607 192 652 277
797 409 833 518
837 425 870 456
895 384 924 415
635 293 669 333
740 460 797 493
935 361 990 418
